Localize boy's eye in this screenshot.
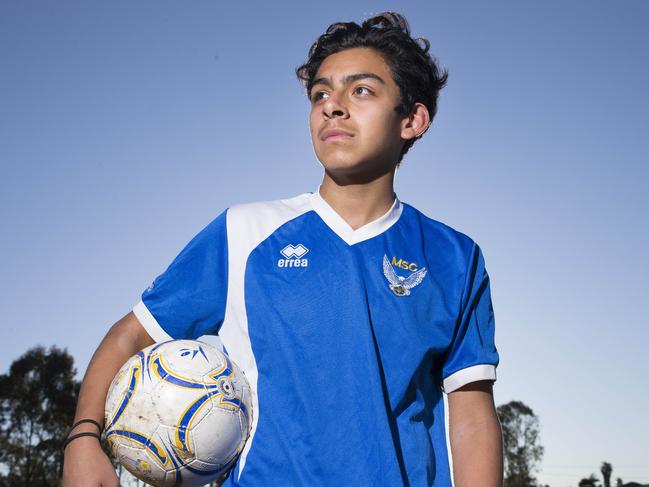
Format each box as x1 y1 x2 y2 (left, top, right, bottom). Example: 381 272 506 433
312 91 328 102
354 86 372 96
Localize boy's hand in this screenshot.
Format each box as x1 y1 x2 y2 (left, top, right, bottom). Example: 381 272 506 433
62 434 118 487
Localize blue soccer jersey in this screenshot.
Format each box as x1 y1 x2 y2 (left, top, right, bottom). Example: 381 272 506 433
133 190 499 486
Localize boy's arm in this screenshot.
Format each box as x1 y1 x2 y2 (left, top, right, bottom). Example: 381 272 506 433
62 311 155 487
448 380 503 487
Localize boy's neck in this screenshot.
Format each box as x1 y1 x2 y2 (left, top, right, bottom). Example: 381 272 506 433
319 170 397 230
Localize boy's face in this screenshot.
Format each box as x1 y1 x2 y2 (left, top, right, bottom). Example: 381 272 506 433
309 47 408 180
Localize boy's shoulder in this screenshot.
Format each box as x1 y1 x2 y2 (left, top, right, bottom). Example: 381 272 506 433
401 201 478 255
227 192 312 219
224 192 313 232
220 193 314 247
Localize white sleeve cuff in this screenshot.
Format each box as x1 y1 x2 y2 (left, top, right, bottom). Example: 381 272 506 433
443 364 497 393
132 300 174 343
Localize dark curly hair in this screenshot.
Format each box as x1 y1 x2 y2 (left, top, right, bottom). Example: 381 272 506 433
296 12 448 163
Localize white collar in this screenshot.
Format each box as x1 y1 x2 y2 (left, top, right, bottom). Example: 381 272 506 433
309 187 403 245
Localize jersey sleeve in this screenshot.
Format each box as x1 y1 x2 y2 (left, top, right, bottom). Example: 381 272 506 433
132 210 229 342
441 242 499 393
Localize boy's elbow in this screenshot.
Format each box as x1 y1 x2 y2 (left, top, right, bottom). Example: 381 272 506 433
108 311 156 353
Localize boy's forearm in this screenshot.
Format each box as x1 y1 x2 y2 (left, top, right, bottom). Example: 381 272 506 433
448 381 503 487
72 312 154 432
63 312 153 485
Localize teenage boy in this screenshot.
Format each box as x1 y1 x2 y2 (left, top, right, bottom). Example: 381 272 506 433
63 12 502 487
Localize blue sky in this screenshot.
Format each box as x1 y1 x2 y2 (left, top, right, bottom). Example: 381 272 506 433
1 1 648 485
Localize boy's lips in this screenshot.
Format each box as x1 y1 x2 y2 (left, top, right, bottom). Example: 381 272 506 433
321 128 354 141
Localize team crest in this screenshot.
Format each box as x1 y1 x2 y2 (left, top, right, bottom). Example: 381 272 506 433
382 255 427 296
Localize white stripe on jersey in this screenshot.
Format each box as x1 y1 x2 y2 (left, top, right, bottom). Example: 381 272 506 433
219 193 312 479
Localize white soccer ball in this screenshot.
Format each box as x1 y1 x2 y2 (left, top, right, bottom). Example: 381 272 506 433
104 340 252 486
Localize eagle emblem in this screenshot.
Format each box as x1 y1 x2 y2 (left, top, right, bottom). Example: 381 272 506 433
382 255 427 296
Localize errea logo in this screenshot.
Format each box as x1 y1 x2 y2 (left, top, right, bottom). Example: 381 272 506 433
278 244 309 268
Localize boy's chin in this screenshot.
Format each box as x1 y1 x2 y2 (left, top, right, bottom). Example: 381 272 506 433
320 158 396 184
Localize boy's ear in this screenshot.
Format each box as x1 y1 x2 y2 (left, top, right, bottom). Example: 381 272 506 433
400 102 431 141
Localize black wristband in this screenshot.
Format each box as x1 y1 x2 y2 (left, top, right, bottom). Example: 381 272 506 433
63 432 101 451
70 418 102 433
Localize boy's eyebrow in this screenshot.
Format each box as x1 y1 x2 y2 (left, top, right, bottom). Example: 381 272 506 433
311 72 386 89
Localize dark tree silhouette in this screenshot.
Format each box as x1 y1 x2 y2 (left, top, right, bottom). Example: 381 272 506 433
497 400 544 487
601 462 613 487
0 346 79 486
579 473 601 487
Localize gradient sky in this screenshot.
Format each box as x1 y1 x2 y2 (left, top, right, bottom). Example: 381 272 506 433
1 1 648 486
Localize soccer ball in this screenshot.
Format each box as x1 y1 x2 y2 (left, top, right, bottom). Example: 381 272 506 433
104 340 252 486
